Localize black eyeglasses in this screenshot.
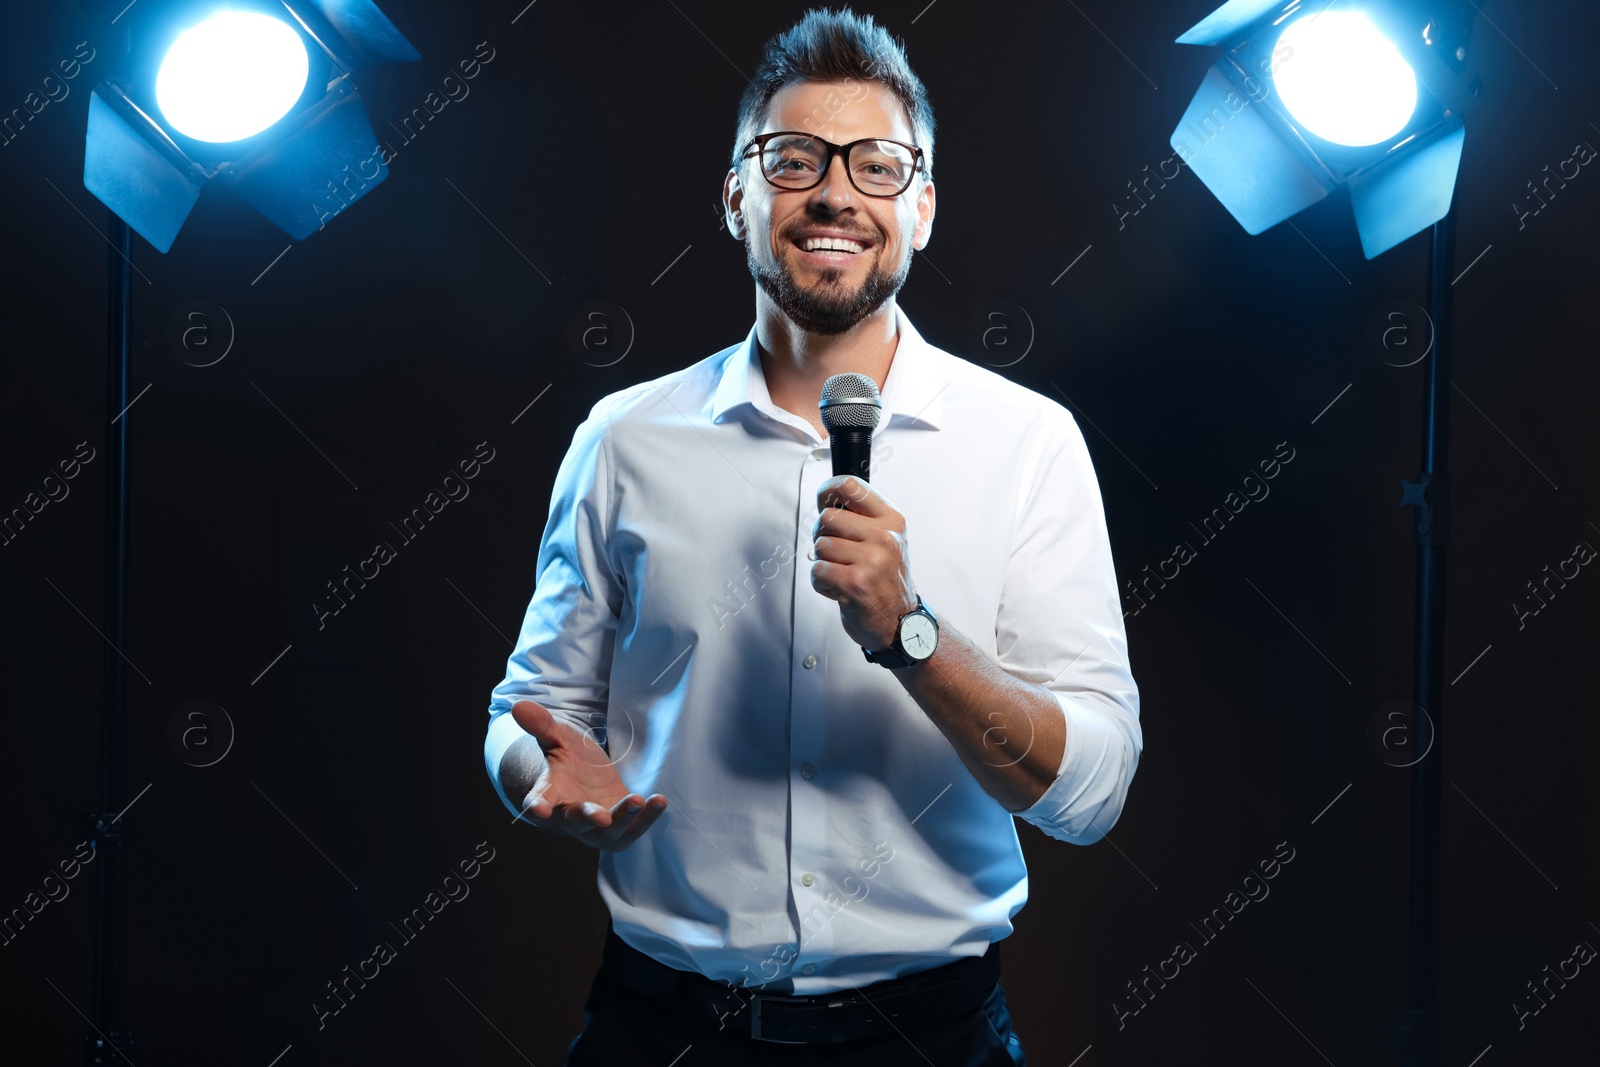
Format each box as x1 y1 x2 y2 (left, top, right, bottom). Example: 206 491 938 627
738 131 926 198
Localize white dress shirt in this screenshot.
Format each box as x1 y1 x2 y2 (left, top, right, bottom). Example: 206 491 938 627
485 303 1141 995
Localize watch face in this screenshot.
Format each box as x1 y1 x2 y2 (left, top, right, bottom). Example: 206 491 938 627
899 612 938 660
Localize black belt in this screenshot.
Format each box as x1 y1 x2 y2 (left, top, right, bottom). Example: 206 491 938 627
602 925 1000 1044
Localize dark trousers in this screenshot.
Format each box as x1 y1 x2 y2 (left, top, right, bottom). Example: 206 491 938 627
562 932 1027 1066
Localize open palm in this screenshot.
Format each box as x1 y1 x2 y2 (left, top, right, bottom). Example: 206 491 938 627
510 699 668 851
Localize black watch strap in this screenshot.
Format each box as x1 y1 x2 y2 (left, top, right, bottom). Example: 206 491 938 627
862 643 915 669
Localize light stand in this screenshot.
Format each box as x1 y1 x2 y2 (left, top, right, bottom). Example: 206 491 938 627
1168 6 1478 1060
77 3 418 1055
1390 199 1455 1067
87 113 136 1067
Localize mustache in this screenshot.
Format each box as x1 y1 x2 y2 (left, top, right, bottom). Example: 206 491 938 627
784 227 877 244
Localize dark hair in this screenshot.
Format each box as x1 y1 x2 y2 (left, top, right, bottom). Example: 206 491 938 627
731 6 935 182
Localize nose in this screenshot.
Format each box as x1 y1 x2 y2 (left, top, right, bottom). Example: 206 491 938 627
810 148 856 209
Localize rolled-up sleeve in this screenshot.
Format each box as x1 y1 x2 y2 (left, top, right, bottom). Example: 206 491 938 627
995 409 1142 845
484 399 624 822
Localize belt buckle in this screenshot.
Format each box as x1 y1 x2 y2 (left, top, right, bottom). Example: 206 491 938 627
749 994 810 1044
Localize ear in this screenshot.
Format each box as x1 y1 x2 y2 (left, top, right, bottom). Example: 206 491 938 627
911 177 935 250
722 168 747 240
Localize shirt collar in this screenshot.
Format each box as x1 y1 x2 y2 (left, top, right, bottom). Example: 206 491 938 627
711 303 946 434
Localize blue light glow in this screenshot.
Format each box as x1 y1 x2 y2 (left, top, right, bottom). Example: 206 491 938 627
1274 11 1418 147
156 11 310 144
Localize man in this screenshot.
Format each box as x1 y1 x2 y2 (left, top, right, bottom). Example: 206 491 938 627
484 8 1141 1064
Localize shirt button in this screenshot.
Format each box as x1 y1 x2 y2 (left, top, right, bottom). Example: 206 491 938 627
800 764 814 779
811 447 828 461
802 963 816 975
800 872 815 887
802 654 817 669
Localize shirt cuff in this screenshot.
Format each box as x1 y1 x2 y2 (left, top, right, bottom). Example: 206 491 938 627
1013 690 1138 845
485 708 546 824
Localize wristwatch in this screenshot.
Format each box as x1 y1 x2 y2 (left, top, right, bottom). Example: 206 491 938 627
863 595 939 669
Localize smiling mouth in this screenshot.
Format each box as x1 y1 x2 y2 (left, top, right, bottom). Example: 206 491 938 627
792 237 872 260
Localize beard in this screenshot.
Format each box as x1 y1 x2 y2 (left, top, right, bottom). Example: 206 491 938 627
748 235 911 336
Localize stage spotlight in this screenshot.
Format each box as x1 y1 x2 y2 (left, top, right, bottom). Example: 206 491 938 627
84 1 419 252
1274 11 1418 146
1171 0 1476 258
155 11 311 143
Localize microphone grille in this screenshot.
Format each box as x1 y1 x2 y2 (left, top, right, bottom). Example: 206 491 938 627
818 373 883 431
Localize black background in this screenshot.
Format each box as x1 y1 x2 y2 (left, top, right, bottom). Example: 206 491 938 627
1 1 1595 1064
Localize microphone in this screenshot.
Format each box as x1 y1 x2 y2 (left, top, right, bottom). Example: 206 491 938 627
818 373 883 483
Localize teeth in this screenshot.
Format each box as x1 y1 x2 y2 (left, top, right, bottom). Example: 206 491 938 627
800 236 865 254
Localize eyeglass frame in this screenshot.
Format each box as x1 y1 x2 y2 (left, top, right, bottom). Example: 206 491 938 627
736 130 928 199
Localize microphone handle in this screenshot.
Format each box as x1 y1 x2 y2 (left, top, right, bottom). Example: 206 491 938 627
829 427 873 483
